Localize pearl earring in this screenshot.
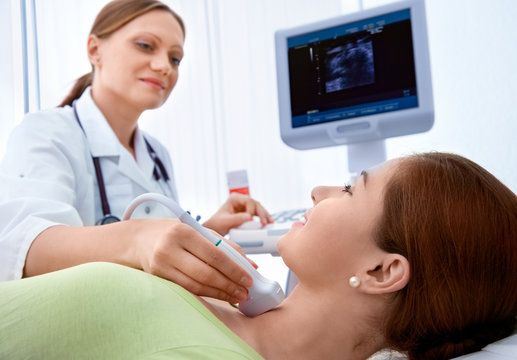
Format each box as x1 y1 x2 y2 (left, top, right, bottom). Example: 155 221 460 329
349 276 360 288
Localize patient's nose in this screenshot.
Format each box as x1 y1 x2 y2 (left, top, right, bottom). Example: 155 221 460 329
311 186 340 205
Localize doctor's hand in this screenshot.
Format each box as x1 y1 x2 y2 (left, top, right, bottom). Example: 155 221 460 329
133 218 254 303
202 193 274 235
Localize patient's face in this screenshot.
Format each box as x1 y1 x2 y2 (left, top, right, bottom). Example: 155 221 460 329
278 160 397 286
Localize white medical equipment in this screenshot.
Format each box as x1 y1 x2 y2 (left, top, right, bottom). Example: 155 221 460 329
275 0 433 175
122 193 285 317
229 208 305 256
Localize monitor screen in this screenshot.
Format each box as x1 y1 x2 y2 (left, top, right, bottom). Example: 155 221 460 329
275 0 433 150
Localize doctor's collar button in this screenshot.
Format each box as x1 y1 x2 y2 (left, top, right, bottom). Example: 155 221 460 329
18 174 24 178
144 206 151 214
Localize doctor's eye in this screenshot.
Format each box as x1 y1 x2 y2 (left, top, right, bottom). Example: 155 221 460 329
170 57 181 66
136 41 153 51
343 183 353 195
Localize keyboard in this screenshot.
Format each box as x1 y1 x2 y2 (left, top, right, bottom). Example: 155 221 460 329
228 208 307 255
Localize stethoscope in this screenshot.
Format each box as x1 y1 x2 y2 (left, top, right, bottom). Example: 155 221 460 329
73 101 171 225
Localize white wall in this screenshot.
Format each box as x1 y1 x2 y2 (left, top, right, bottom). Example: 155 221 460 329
386 0 517 194
0 1 20 159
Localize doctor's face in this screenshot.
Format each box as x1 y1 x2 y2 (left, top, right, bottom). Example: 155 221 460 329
278 161 396 286
90 9 184 112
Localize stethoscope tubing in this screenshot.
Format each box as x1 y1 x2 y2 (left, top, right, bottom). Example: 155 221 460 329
72 101 171 225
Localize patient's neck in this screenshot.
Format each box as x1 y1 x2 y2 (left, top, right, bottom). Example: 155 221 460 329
203 283 386 360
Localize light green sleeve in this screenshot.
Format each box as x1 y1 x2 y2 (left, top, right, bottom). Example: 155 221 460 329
0 262 264 360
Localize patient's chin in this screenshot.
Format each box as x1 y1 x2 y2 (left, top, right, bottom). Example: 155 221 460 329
276 237 285 255
276 237 290 264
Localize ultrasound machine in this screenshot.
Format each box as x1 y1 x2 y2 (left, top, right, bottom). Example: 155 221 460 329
229 0 434 294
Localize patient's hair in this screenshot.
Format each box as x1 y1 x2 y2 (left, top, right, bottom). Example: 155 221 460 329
375 152 517 360
59 0 185 107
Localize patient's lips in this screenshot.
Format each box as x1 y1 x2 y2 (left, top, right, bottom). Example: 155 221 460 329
292 215 307 228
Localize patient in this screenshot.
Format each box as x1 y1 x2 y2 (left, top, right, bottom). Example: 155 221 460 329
1 152 516 360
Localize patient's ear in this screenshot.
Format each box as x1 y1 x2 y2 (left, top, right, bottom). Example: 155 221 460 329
87 34 102 67
357 254 409 295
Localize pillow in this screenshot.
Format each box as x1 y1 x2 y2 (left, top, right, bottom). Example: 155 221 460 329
452 330 517 360
367 329 517 360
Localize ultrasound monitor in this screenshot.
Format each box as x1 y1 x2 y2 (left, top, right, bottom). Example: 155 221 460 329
275 0 433 174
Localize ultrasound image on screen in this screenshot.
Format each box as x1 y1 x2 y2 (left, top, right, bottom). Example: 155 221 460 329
287 15 416 122
324 36 375 93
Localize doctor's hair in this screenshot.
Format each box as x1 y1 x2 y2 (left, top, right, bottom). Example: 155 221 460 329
375 152 517 360
59 0 185 107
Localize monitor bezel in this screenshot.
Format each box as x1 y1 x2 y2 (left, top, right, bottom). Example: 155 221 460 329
275 0 434 150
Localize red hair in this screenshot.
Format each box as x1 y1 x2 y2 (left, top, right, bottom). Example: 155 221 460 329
376 152 517 359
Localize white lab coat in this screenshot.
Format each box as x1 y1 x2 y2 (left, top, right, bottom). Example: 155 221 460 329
0 88 179 281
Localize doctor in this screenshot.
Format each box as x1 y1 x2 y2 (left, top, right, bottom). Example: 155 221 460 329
0 0 272 304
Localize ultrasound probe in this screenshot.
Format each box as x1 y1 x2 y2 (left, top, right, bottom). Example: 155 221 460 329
122 193 285 317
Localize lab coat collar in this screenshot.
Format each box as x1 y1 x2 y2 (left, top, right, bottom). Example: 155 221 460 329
75 88 121 158
127 127 157 185
74 88 158 190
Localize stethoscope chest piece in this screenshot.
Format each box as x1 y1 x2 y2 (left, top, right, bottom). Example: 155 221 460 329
96 214 121 226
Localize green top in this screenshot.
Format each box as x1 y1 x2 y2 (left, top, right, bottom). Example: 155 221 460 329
0 262 264 360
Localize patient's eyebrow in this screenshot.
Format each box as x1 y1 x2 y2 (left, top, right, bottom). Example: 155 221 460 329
360 170 368 187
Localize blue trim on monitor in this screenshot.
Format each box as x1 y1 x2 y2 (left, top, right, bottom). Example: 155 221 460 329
288 9 410 48
292 95 418 128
